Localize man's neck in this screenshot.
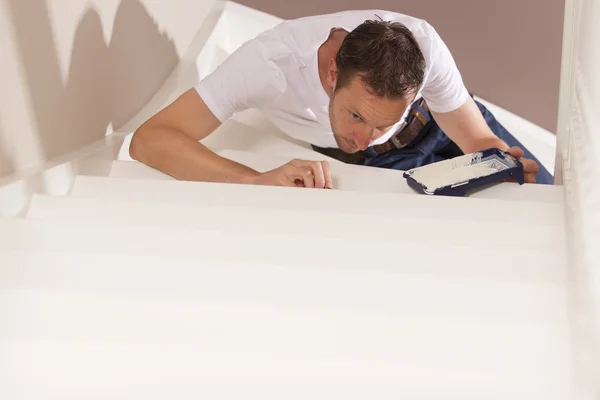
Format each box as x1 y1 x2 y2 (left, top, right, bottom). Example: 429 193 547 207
318 28 348 98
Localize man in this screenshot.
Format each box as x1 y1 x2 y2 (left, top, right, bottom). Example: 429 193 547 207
130 9 552 189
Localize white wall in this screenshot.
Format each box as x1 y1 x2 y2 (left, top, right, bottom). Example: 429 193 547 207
0 0 216 179
555 0 600 397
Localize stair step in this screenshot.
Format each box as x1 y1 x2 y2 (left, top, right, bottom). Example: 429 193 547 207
25 194 562 251
0 248 572 398
108 157 415 195
111 150 415 187
108 157 564 202
70 176 564 226
0 338 569 399
1 249 566 320
0 297 569 399
0 216 565 284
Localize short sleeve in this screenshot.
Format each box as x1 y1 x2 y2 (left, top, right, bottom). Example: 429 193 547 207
195 40 287 122
420 27 470 113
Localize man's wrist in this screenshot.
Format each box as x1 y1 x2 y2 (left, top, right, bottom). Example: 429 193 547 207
239 170 262 185
470 137 509 153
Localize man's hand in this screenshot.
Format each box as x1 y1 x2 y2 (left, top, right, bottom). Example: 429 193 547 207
507 146 540 184
251 159 333 189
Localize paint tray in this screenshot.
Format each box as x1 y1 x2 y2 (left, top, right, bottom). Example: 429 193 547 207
403 148 524 197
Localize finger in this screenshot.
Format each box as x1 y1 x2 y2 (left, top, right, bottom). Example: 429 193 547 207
321 161 333 189
284 160 306 187
312 162 326 189
292 160 325 189
507 146 525 159
285 165 315 188
301 169 315 188
520 158 539 185
521 158 540 174
524 172 537 184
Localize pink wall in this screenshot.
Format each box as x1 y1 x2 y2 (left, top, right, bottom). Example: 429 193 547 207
236 0 564 132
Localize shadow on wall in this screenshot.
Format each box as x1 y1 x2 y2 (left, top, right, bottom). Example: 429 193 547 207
6 0 180 161
0 125 15 177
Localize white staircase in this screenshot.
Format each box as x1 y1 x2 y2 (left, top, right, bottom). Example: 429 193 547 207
0 1 579 398
1 153 573 398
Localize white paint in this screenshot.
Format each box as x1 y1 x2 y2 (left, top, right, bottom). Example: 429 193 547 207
23 194 562 251
0 181 571 399
69 175 563 226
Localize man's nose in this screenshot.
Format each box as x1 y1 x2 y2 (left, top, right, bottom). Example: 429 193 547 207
355 128 375 150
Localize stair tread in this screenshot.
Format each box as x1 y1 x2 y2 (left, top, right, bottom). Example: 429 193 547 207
26 194 563 249
70 176 564 226
0 217 565 284
0 248 572 396
0 339 570 399
0 288 570 395
1 249 566 317
108 156 563 203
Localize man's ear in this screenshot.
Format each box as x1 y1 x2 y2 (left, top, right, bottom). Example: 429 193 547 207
327 58 338 89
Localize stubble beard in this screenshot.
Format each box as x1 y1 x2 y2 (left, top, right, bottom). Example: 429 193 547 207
329 97 358 154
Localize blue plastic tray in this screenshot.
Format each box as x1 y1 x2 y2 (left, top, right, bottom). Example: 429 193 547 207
403 148 525 197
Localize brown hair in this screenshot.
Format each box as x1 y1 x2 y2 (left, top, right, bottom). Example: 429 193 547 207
335 19 426 99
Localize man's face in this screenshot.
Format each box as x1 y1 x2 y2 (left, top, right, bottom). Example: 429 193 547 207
329 76 412 153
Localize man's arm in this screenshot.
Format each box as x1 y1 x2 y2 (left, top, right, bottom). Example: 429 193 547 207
130 89 260 184
419 23 539 183
130 89 333 188
430 96 508 153
431 96 539 183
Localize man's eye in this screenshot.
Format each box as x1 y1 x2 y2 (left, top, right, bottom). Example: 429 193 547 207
351 113 361 121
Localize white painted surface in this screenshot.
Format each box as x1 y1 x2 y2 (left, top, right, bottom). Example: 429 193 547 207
555 0 600 396
108 156 418 195
107 158 563 203
0 217 563 269
24 194 562 250
0 211 572 397
70 176 563 224
0 252 572 399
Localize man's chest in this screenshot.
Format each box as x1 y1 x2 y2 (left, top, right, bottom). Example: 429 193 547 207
260 65 336 139
262 88 339 147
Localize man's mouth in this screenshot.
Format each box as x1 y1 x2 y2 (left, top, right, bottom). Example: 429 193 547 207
334 133 360 153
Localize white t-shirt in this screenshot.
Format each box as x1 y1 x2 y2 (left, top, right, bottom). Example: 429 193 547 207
195 9 469 149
